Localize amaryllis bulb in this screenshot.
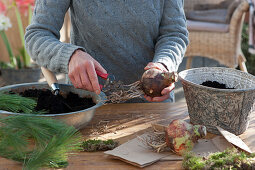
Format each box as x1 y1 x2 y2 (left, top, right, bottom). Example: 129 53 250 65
140 69 178 97
165 119 207 156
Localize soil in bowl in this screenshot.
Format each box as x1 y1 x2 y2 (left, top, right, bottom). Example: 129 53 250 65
201 81 235 89
18 89 96 114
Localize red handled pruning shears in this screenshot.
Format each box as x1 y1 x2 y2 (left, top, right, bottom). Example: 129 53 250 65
96 70 116 90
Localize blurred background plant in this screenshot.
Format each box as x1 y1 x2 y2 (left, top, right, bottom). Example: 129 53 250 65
0 1 14 68
241 23 255 75
0 0 35 69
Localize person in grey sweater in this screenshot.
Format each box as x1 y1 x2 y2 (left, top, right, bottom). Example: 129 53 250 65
25 0 189 103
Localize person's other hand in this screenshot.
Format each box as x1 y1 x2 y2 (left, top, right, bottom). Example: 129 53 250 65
143 62 175 102
68 49 107 95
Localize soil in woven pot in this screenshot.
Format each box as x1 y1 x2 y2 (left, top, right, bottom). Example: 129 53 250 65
201 81 235 89
18 89 95 114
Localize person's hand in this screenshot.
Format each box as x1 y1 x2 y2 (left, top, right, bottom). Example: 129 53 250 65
143 62 175 102
68 49 107 95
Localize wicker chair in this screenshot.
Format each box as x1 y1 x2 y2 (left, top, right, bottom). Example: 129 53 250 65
184 0 249 72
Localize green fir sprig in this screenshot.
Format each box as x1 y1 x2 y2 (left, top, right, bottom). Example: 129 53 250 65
0 92 47 114
0 92 36 113
0 115 83 170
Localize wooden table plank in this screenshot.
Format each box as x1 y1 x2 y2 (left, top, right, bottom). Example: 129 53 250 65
0 101 254 170
82 102 189 143
66 152 182 170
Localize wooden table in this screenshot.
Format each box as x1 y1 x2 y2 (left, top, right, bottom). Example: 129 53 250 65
0 102 254 170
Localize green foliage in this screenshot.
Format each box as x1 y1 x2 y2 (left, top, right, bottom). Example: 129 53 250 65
0 92 37 113
0 92 48 114
241 24 255 75
0 62 14 69
182 152 206 170
0 115 83 170
82 139 118 152
0 48 27 69
182 148 255 170
0 2 32 69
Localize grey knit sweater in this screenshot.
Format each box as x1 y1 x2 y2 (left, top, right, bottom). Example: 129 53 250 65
25 0 188 102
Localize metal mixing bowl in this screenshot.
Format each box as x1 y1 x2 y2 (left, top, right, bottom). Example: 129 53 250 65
0 82 106 129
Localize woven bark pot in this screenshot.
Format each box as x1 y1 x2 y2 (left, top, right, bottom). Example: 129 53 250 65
179 67 255 135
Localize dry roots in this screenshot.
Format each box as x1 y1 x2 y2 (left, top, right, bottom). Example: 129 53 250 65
102 81 144 103
138 131 168 153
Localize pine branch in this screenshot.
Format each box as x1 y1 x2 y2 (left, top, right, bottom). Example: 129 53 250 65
0 127 28 161
24 128 82 169
0 93 37 113
0 116 82 170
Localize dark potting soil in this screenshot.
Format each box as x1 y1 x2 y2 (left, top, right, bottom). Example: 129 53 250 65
19 89 96 114
201 81 234 89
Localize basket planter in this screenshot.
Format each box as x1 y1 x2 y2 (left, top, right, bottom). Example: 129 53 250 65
179 67 255 135
0 67 41 85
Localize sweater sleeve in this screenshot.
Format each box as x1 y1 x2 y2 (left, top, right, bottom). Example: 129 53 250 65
153 0 189 72
24 0 85 74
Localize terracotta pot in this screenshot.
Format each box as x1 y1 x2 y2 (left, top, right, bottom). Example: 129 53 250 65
0 67 41 85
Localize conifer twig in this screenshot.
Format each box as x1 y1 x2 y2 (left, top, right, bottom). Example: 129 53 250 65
0 115 82 170
0 92 36 113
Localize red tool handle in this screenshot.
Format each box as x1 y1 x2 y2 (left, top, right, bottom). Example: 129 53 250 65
96 70 109 90
96 70 109 80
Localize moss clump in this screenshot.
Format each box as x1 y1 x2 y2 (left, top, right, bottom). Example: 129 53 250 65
183 148 255 170
81 139 118 152
182 152 206 170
